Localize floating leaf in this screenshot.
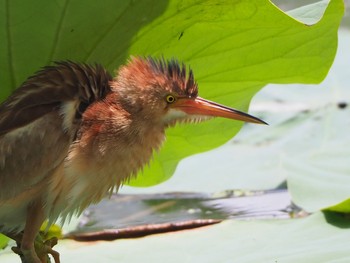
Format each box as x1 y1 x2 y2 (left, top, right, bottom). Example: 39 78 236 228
4 212 350 262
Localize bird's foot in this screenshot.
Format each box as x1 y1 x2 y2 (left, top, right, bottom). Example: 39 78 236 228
36 237 60 263
11 237 60 263
12 245 40 263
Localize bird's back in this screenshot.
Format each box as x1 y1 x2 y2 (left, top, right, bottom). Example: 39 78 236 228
0 62 112 231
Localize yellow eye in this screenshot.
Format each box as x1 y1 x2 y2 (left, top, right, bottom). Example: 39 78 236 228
166 94 176 104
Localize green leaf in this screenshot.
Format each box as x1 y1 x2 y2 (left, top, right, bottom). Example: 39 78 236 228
128 0 344 186
326 199 350 213
1 0 344 186
121 28 350 214
0 234 9 250
40 221 63 240
0 0 170 98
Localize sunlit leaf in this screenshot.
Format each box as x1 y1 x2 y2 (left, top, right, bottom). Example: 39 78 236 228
129 0 344 185
40 221 63 240
121 29 350 215
326 199 350 213
1 0 343 186
0 234 9 250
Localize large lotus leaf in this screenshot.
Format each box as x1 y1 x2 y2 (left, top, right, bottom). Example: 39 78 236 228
121 29 350 215
279 30 350 213
285 92 350 212
129 0 344 186
0 0 344 186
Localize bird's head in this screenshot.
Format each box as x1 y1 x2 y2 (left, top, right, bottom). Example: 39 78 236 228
110 57 266 127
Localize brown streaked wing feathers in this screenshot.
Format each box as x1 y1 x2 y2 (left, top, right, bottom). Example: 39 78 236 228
0 61 112 136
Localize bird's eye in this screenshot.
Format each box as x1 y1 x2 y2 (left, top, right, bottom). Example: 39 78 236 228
165 94 176 104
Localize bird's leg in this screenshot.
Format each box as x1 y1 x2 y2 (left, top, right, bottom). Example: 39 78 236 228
5 231 26 262
6 204 61 263
20 199 45 263
19 199 60 263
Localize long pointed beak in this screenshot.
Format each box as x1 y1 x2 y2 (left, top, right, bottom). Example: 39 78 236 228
173 97 267 125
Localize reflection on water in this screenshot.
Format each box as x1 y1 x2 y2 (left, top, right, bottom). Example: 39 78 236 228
73 190 303 236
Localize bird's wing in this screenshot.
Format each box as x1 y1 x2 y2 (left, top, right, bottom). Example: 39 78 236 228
0 62 112 136
0 62 112 200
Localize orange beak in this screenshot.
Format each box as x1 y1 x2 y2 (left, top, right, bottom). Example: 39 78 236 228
173 97 267 124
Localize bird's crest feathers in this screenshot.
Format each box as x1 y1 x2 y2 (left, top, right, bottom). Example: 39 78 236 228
119 56 198 98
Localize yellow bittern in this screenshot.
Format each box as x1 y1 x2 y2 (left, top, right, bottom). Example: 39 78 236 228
0 57 266 263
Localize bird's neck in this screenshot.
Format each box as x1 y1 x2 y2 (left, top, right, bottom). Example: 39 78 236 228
61 94 166 212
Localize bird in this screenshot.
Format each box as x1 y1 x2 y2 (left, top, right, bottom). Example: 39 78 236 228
0 56 266 263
